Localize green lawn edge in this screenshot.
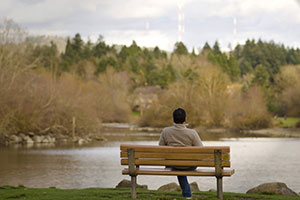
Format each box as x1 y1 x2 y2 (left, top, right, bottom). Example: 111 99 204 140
274 117 300 128
0 186 299 200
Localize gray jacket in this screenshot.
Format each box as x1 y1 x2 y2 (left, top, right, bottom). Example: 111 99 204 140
159 123 203 147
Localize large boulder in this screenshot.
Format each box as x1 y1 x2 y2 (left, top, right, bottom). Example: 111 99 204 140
115 179 148 189
190 182 200 192
158 182 199 192
247 182 298 196
158 182 181 192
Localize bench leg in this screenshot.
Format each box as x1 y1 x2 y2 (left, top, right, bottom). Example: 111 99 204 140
216 177 223 200
131 176 137 199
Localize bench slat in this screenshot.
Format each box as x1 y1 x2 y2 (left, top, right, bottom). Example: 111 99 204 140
122 168 235 176
120 152 230 161
120 144 230 153
121 159 231 167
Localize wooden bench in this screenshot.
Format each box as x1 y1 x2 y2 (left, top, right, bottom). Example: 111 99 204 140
120 144 235 199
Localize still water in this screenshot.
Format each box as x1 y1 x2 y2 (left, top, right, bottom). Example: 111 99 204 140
0 133 299 193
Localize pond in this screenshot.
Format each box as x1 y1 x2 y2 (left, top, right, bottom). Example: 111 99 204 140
0 131 299 194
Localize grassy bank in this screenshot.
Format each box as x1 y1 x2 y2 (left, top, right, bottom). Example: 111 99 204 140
274 117 300 128
0 186 298 200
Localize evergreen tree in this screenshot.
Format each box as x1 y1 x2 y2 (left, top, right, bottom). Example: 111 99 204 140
153 46 160 58
93 35 109 58
71 33 84 56
119 45 129 62
82 39 93 59
203 42 211 51
173 41 188 55
96 56 118 74
61 38 74 70
61 33 85 70
252 64 269 87
212 41 221 55
228 54 240 80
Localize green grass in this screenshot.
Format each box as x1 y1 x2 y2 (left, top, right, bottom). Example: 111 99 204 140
274 117 300 128
0 186 299 200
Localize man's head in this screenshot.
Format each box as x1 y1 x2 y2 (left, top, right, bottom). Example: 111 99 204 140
173 108 186 124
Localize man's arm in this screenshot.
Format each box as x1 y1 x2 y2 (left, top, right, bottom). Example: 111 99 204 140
193 131 203 146
158 131 166 146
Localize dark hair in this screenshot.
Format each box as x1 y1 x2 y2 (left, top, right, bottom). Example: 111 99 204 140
173 108 186 124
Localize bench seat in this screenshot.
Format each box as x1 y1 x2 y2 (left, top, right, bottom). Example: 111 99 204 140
122 167 235 176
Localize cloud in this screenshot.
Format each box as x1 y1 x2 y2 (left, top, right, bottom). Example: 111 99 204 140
101 0 195 19
208 0 300 23
104 30 176 50
1 0 300 51
2 0 99 24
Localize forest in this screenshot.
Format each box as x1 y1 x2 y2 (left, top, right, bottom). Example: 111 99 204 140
1 19 300 136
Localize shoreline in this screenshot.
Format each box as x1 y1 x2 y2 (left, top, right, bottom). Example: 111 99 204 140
1 124 300 147
200 127 300 138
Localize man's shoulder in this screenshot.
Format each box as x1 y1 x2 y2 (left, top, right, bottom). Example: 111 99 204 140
162 126 173 132
185 127 197 133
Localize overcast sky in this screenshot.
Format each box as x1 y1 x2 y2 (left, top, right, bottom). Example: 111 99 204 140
1 0 300 51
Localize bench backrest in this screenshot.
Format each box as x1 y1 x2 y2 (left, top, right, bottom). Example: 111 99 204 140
120 144 231 168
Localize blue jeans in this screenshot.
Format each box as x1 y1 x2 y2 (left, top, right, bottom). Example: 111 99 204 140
171 166 197 197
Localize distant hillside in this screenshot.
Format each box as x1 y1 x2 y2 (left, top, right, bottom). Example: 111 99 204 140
25 35 67 53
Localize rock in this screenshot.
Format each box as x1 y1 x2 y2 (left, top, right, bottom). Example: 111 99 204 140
28 132 35 137
85 137 92 142
247 182 298 196
40 136 45 141
115 179 148 189
78 138 85 145
94 135 107 141
72 136 79 143
19 133 26 140
9 135 22 144
33 136 42 143
158 182 181 192
209 189 216 192
50 137 56 143
45 136 55 143
190 182 200 192
24 136 34 144
42 138 50 143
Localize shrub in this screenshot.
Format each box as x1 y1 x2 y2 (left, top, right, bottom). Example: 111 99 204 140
279 82 300 117
226 85 272 129
0 70 101 135
97 68 132 123
0 67 132 136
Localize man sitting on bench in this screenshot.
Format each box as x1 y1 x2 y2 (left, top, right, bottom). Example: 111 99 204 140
159 108 203 199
